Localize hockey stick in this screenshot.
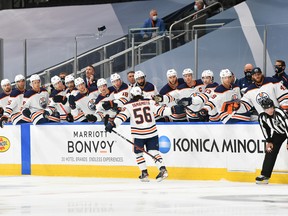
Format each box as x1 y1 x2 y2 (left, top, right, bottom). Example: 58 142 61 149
104 115 161 162
222 111 235 124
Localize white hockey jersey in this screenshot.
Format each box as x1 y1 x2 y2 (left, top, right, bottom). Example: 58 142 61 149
238 77 288 114
204 83 250 122
3 88 30 124
114 99 172 139
49 88 72 121
163 79 205 121
71 86 99 122
23 87 55 124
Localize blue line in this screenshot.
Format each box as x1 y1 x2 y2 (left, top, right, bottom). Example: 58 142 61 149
21 124 31 175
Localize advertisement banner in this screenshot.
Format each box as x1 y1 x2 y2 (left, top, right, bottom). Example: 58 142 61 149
30 123 288 173
0 125 22 175
31 124 140 166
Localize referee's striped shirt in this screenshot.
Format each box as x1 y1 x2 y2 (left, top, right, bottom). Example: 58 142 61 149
258 107 288 142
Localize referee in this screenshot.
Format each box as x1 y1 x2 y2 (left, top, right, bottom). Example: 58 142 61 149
256 97 288 184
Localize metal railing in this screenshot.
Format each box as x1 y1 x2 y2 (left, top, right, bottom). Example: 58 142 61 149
40 36 128 84
168 1 223 50
192 23 225 77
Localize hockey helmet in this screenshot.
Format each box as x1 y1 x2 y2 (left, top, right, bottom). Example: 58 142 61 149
260 98 274 109
30 74 41 83
220 69 232 78
130 86 142 96
97 78 107 87
1 79 10 87
14 74 25 83
110 73 121 82
134 70 145 80
65 74 75 84
51 75 61 86
166 69 178 78
251 67 262 75
74 77 85 87
201 70 214 78
182 68 193 76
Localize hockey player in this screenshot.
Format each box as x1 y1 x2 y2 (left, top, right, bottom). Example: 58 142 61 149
49 75 74 122
154 68 205 122
95 78 118 121
237 67 288 115
159 69 185 96
0 75 31 127
0 79 12 117
104 86 185 182
201 70 218 96
135 70 158 99
68 77 99 122
158 69 185 122
256 98 288 184
22 74 60 125
101 73 130 112
200 69 250 123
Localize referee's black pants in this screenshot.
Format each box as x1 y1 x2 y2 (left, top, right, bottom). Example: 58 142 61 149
261 133 286 178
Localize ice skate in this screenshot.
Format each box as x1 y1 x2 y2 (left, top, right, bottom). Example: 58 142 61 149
156 167 168 182
139 170 149 182
256 175 269 184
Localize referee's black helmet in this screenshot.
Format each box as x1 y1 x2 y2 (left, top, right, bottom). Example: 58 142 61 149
260 98 274 109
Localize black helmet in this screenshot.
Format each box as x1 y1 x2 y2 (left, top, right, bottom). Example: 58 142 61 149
260 98 274 109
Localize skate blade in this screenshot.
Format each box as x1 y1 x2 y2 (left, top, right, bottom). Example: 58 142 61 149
256 180 269 184
156 173 168 182
140 177 150 182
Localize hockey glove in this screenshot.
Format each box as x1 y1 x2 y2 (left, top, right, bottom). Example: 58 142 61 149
0 107 3 116
0 116 8 128
177 97 192 107
22 108 31 118
198 109 209 122
171 105 185 114
105 122 115 133
68 95 76 110
43 110 50 119
152 94 163 103
102 100 117 111
53 95 67 105
66 113 74 122
86 114 97 122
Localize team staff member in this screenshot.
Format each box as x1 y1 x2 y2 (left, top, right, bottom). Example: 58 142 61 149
256 98 288 184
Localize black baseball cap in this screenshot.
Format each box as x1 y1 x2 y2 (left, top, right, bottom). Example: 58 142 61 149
251 67 262 75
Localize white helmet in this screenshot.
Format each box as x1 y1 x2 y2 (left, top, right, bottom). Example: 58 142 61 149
51 75 61 86
97 78 107 87
220 69 233 78
182 68 193 76
202 70 214 78
30 74 41 83
14 74 25 83
130 86 142 96
74 77 85 87
1 79 10 87
65 74 74 84
110 73 121 82
134 70 145 80
166 69 177 78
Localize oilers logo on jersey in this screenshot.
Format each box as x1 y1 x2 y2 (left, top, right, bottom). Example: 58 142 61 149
230 94 239 101
39 97 47 109
256 92 270 106
88 99 96 111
